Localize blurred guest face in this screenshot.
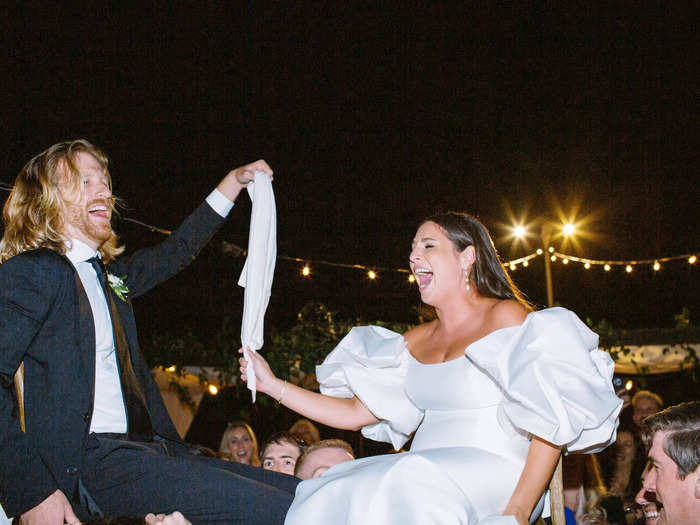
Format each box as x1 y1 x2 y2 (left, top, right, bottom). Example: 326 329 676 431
262 440 301 475
633 397 661 427
296 447 353 480
635 431 700 525
228 426 254 464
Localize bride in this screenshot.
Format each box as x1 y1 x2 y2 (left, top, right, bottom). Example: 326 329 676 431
240 212 621 525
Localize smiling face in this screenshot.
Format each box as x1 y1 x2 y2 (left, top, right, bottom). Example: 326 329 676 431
261 440 302 475
409 221 472 306
58 151 113 250
636 431 700 525
228 426 255 464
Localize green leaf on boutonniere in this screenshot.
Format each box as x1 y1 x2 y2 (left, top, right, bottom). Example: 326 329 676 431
107 273 130 301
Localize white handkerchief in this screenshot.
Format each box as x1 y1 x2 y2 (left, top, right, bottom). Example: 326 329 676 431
238 170 276 401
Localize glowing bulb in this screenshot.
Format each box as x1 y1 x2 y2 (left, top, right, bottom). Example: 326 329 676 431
513 225 526 238
548 246 555 253
536 248 543 255
584 262 591 269
563 223 576 236
626 265 633 273
653 261 660 271
550 255 556 262
522 260 529 267
208 384 219 395
368 270 377 280
166 365 176 373
625 380 634 391
509 263 516 271
689 255 697 264
604 264 611 271
562 258 569 265
301 265 311 276
408 274 415 283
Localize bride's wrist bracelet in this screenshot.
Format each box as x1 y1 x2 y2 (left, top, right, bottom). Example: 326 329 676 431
276 380 288 405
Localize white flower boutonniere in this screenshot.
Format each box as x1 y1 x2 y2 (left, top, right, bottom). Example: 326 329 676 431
107 273 130 301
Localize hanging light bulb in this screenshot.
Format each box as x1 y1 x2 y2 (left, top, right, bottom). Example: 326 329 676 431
208 384 219 395
584 262 591 269
509 263 516 271
522 260 529 267
562 258 569 265
408 274 416 283
368 270 377 280
301 265 311 277
689 255 697 264
604 264 611 271
653 261 660 271
626 265 633 273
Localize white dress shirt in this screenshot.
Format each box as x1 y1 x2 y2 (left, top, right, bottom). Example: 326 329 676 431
64 189 232 433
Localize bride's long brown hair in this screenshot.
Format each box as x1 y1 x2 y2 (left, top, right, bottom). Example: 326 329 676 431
0 139 124 264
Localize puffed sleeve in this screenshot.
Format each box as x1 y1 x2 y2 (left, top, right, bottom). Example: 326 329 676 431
316 326 424 449
467 307 621 453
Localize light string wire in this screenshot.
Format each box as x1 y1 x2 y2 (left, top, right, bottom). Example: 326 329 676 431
1 181 697 276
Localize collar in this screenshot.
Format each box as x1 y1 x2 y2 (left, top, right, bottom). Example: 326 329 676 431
65 238 100 265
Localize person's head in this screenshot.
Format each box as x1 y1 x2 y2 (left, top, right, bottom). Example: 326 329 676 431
294 439 354 480
219 421 260 466
409 212 530 310
635 401 700 525
289 418 321 445
632 390 664 427
0 139 123 264
259 431 305 475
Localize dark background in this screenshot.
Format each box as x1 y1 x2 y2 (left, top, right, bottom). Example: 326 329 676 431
2 3 698 348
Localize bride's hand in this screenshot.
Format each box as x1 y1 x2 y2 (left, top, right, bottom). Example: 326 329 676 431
238 348 279 395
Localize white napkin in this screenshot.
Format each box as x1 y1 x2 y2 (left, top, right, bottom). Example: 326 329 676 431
238 170 276 401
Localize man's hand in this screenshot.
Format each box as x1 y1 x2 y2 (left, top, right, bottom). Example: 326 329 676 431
145 511 192 525
19 490 79 525
216 159 273 202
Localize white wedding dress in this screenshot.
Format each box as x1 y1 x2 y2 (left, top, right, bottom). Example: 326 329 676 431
284 308 622 525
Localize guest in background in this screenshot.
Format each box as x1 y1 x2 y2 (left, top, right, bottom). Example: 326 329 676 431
219 421 261 466
260 431 305 475
631 390 663 429
294 439 355 480
289 418 321 445
562 454 608 524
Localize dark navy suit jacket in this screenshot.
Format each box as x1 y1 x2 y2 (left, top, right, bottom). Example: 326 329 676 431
0 202 225 516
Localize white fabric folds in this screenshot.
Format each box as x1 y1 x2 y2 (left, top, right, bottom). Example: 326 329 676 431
316 326 424 449
238 171 276 401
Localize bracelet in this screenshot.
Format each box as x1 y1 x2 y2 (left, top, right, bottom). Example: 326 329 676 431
276 381 288 405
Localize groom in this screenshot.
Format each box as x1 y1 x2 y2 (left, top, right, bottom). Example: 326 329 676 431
0 140 298 523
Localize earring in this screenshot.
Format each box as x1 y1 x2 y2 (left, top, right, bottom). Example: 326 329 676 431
464 268 471 291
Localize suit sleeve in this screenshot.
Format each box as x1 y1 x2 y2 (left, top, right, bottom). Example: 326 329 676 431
0 255 60 515
114 201 227 299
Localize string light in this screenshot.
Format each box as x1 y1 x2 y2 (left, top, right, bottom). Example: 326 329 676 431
562 258 569 265
690 255 697 264
536 249 543 255
166 365 176 373
625 380 634 391
653 261 660 271
208 384 218 395
604 264 611 271
550 255 556 262
522 260 529 267
301 265 311 277
548 247 555 253
408 274 416 283
509 263 516 271
367 270 377 280
584 262 591 269
626 265 633 273
563 223 576 236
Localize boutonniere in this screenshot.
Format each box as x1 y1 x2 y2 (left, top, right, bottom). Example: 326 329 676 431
107 273 129 301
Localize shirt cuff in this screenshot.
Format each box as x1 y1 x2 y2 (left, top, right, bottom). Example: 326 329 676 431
205 188 235 217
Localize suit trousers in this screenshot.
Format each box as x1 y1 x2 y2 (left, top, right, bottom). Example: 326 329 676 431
80 434 298 524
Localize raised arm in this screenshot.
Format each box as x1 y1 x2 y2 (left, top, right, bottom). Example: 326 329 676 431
239 349 379 431
502 436 562 525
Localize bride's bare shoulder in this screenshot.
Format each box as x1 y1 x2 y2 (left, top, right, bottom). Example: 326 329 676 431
403 321 435 347
488 299 529 329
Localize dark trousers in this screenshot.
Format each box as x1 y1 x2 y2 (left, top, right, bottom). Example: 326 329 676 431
80 434 298 524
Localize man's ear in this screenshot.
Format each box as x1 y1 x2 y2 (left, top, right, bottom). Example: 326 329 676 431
460 245 475 269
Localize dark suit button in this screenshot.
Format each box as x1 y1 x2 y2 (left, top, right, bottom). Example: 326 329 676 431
66 465 79 475
83 412 90 422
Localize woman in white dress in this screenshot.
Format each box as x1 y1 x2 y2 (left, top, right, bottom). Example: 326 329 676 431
240 212 621 525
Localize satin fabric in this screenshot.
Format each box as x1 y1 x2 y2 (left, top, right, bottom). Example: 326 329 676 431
285 308 621 525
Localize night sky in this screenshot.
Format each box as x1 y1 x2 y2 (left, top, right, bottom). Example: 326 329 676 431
2 4 698 348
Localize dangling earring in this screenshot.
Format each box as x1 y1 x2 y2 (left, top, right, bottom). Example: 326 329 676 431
464 268 471 291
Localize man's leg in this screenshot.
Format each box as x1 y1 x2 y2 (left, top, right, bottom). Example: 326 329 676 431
82 436 295 524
